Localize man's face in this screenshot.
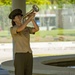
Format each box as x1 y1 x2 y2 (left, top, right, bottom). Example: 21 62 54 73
13 15 22 23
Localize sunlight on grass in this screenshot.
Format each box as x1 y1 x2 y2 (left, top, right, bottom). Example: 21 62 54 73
33 54 70 57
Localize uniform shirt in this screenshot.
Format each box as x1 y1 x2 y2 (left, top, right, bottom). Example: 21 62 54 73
10 25 34 54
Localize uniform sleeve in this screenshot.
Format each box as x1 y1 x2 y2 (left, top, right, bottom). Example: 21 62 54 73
10 26 18 35
28 27 35 34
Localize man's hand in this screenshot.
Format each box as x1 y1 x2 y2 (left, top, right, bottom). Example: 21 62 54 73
28 12 35 18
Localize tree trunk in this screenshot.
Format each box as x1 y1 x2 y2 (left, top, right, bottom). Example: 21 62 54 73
57 9 63 28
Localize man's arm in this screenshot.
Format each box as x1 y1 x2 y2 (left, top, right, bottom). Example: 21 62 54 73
16 14 34 32
31 19 39 33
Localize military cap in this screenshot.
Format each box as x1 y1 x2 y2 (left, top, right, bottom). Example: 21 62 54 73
9 9 23 19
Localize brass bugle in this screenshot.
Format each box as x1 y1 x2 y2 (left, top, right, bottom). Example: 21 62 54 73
23 5 39 19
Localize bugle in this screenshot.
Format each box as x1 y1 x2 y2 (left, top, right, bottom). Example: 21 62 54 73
23 5 39 19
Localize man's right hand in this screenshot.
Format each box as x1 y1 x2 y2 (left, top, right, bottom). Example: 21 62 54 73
28 12 35 19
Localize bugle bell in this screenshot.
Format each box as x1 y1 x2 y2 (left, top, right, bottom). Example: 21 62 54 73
23 5 39 19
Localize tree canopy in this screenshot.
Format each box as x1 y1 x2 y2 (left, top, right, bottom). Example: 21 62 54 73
26 0 50 5
0 0 75 6
0 0 50 5
0 0 11 5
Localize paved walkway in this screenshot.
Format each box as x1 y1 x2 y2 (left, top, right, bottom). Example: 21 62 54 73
0 42 75 75
0 67 9 75
0 42 75 64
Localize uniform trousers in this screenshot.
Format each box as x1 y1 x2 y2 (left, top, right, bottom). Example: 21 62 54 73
14 52 33 75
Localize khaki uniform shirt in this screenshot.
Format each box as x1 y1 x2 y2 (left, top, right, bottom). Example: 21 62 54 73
10 25 34 53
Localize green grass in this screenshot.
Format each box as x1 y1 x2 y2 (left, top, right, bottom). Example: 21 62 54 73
35 29 75 37
0 29 75 43
0 29 75 37
0 30 10 37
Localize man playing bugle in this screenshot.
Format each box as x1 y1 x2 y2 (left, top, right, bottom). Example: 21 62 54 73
9 8 39 75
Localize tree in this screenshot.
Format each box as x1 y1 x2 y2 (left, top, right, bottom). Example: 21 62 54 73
49 0 75 28
0 0 11 5
0 0 50 5
26 0 50 5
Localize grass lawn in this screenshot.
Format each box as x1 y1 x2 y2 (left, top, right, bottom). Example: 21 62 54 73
0 29 75 43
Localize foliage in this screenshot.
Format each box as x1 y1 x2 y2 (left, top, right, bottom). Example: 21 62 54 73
0 0 75 6
68 0 75 4
0 0 50 5
51 0 75 8
26 0 50 5
0 0 11 5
